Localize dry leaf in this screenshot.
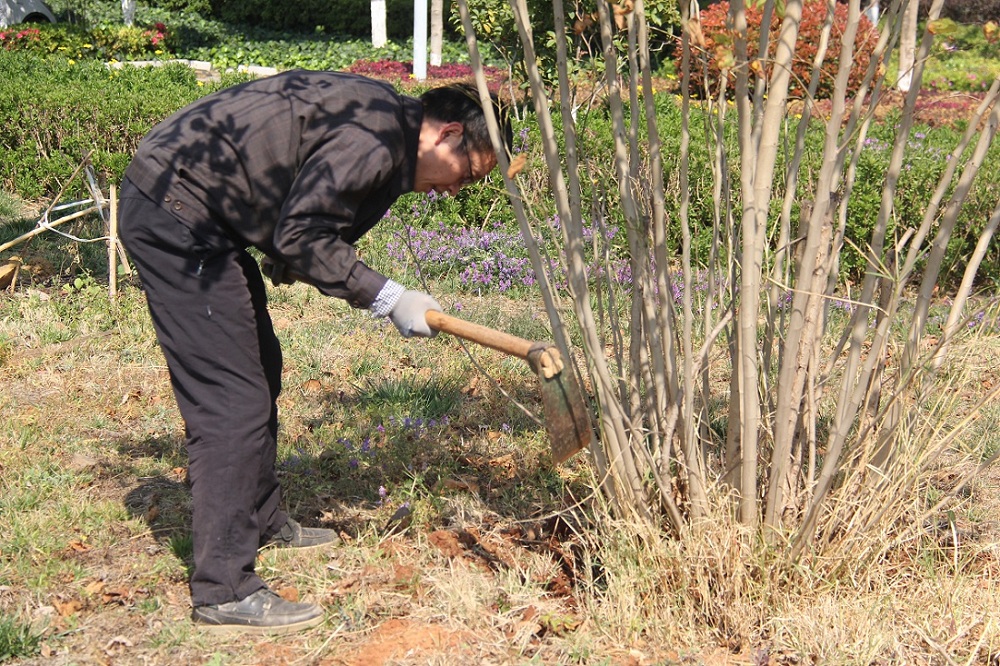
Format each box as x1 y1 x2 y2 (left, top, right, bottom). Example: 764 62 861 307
985 20 999 43
277 586 299 602
463 375 482 397
612 0 633 15
53 598 84 617
83 580 105 595
301 378 323 393
330 575 360 597
684 18 706 49
101 588 129 605
507 605 543 639
441 477 481 494
489 454 514 468
103 636 133 655
572 14 594 35
67 540 90 553
506 154 528 178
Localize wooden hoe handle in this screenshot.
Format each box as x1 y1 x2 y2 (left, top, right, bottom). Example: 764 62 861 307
425 310 534 360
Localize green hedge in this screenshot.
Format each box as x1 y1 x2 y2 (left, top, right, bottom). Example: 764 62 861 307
1 48 997 288
209 0 429 39
46 0 456 41
0 51 243 199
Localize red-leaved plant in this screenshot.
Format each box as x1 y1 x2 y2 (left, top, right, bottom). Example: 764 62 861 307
681 0 880 100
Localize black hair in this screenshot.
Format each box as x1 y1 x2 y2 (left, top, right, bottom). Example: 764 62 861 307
420 83 513 159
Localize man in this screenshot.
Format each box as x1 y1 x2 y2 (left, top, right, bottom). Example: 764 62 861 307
117 70 512 634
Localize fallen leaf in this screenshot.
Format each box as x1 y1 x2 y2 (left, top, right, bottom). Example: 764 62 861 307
506 605 543 639
103 636 133 655
83 580 105 595
441 477 480 494
330 576 360 597
53 598 84 617
463 375 482 397
67 453 99 471
67 540 90 553
101 588 129 605
277 586 299 602
301 378 323 393
489 454 515 468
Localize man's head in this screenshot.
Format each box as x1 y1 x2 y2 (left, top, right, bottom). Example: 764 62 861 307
413 83 513 196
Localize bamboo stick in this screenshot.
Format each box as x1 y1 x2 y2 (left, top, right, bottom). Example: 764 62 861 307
108 184 118 300
0 205 103 254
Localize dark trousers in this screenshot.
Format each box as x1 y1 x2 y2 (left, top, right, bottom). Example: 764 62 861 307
117 178 288 607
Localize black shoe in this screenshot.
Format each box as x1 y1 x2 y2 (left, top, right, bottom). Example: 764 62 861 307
261 518 339 550
191 588 323 635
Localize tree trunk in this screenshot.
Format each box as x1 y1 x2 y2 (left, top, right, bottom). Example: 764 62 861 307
897 0 918 92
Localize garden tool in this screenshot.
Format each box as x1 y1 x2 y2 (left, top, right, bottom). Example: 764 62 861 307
424 311 591 464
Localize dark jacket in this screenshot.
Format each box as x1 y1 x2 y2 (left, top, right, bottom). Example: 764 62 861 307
125 70 424 309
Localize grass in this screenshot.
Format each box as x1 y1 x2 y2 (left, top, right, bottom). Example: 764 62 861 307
917 21 1000 92
0 615 41 662
0 259 997 663
1 9 999 663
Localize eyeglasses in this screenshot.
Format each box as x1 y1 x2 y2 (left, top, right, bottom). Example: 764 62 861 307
460 133 476 187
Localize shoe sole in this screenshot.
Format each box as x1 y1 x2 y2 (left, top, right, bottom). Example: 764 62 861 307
259 536 341 552
193 612 324 636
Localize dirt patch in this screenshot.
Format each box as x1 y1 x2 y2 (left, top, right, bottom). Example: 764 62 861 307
331 618 472 666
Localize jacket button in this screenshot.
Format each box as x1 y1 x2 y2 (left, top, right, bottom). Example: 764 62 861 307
163 194 172 202
173 202 182 211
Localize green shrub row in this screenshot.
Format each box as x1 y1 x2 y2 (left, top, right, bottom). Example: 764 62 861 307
3 16 473 72
2 47 997 288
46 0 442 40
0 50 248 199
560 93 1000 287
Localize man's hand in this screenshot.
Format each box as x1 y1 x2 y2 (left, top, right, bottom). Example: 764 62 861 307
389 290 442 338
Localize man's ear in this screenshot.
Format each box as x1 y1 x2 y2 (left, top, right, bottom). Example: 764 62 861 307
435 121 465 145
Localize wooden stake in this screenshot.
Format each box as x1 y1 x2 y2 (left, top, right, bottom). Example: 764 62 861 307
108 183 118 300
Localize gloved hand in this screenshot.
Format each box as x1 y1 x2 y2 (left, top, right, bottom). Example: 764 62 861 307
388 290 442 338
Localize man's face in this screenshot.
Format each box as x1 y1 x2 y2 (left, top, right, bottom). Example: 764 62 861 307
413 121 497 196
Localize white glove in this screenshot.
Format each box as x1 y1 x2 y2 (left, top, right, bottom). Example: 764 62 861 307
389 290 442 338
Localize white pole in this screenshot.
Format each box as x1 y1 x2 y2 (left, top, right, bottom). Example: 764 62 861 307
371 0 387 48
413 0 428 81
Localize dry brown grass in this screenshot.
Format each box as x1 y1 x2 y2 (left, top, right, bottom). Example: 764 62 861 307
1 277 999 665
